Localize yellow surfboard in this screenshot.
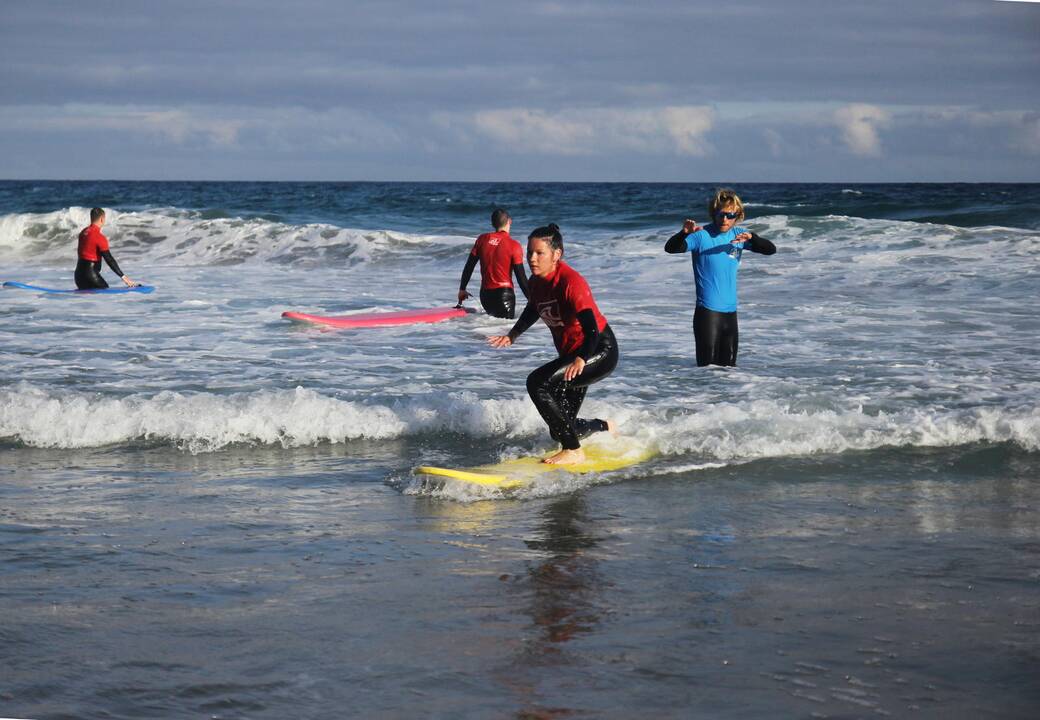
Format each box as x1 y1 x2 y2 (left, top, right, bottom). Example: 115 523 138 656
415 441 656 490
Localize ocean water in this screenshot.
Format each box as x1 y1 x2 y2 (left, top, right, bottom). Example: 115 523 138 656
1 181 1038 719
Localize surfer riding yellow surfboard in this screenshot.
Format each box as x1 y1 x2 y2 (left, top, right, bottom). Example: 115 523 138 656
488 223 618 465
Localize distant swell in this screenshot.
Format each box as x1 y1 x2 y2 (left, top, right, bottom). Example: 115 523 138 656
4 205 1039 274
3 384 1037 456
0 207 471 268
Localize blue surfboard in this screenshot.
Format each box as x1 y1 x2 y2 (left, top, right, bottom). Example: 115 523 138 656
3 281 154 294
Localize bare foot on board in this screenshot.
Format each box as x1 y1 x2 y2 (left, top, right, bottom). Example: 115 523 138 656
543 448 586 465
605 418 618 437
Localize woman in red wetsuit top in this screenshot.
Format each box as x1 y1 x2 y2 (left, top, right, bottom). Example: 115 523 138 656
75 207 140 290
457 208 529 318
488 223 618 465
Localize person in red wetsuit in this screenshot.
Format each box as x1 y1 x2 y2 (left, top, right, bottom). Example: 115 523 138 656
75 207 140 289
488 223 618 465
457 208 529 318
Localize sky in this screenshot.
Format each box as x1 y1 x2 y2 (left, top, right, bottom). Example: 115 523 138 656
1 0 1038 182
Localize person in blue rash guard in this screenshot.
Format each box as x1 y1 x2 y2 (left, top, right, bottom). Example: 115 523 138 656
664 188 775 366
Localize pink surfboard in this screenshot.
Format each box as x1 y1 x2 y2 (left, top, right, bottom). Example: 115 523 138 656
282 306 474 329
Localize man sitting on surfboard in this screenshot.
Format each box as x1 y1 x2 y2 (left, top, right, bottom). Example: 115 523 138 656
458 208 529 319
75 208 141 290
488 223 617 465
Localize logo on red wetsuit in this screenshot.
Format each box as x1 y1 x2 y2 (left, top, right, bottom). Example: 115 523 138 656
537 300 564 327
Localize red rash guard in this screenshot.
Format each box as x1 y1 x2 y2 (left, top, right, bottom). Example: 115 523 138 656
527 261 607 356
471 231 523 289
78 225 110 262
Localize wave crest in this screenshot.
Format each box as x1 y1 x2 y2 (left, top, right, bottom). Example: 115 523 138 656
3 384 1037 457
0 207 470 267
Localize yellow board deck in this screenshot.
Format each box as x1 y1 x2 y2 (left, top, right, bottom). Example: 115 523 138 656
415 442 656 490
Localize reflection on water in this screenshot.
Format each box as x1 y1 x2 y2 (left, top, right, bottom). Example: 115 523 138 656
495 494 607 719
3 443 1039 719
522 495 603 651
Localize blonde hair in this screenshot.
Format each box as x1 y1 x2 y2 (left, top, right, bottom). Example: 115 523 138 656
707 188 745 221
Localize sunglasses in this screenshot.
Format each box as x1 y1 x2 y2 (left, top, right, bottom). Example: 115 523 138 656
716 211 740 220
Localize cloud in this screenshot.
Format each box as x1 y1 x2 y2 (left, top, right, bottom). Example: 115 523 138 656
660 107 715 155
833 103 891 157
472 110 594 156
762 128 792 158
246 107 406 153
0 104 411 154
137 110 243 146
963 109 1040 155
467 106 715 156
0 105 246 147
1020 113 1040 154
905 106 1040 156
3 98 1039 182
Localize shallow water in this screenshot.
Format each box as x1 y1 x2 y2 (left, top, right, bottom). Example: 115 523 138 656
3 443 1038 718
2 181 1039 717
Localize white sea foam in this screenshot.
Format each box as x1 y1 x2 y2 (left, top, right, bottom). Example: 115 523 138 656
3 202 1037 491
3 383 1037 456
404 397 1040 501
3 207 1036 274
0 384 541 453
0 207 471 267
649 400 1040 457
0 207 92 262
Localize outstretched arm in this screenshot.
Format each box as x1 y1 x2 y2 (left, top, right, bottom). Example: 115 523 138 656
512 262 529 298
507 301 540 342
457 253 478 303
665 219 701 254
100 250 139 286
100 249 125 278
488 301 539 348
664 232 689 254
745 232 776 255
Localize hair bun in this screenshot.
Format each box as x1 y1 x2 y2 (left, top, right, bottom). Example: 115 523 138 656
547 223 560 232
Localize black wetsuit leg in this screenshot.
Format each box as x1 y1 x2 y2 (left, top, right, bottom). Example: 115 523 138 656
74 259 109 290
479 287 516 319
693 306 738 366
526 324 618 450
